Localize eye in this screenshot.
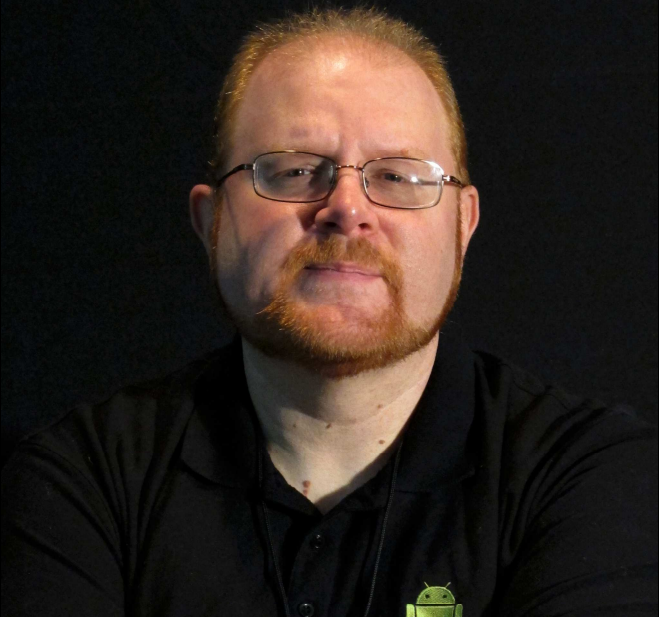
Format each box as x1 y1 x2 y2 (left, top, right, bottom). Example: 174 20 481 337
370 168 418 185
382 172 407 183
276 167 315 178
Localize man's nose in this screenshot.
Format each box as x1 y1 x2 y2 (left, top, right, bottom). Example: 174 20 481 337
313 168 379 236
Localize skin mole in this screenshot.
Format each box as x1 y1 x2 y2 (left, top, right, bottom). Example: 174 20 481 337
302 480 311 495
326 423 332 429
379 440 386 445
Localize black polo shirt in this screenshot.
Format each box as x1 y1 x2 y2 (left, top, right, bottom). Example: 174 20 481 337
2 324 657 616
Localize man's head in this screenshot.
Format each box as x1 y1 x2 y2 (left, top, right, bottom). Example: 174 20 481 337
190 7 480 377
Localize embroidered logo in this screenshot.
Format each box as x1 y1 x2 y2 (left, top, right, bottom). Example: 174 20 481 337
405 582 463 616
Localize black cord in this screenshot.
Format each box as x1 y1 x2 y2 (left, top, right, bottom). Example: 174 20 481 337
259 447 293 617
363 441 403 617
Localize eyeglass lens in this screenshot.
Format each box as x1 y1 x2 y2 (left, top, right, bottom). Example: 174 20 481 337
253 152 443 208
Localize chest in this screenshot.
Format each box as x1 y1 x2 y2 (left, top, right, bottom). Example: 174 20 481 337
127 477 499 617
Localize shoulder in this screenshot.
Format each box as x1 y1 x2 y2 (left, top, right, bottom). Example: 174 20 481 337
2 344 234 491
471 348 657 506
470 348 657 481
472 348 653 439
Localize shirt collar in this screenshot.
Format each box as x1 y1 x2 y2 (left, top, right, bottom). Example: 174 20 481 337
180 320 477 494
181 336 259 489
395 319 477 492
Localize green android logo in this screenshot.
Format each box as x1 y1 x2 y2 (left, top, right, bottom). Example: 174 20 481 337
405 582 463 617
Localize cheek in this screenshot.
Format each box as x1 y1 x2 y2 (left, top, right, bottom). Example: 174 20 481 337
396 211 459 321
215 198 301 306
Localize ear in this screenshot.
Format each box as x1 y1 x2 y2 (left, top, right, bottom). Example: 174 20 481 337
458 185 480 258
189 184 215 253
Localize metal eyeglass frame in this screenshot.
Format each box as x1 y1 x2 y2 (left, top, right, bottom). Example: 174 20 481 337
213 150 465 210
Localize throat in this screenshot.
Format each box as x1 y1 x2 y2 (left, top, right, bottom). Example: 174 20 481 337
265 432 402 514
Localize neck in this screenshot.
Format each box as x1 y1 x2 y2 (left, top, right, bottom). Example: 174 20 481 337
242 335 438 513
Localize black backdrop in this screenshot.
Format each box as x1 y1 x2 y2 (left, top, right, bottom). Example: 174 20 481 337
2 0 657 465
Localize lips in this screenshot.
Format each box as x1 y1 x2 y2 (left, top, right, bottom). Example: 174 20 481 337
304 262 381 277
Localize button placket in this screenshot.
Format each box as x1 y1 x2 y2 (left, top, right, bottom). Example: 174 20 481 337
288 512 354 616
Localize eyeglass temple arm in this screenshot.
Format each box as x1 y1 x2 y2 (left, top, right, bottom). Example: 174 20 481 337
443 175 464 188
415 176 464 188
215 164 254 186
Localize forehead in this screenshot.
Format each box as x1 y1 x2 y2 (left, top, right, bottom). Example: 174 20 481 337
232 36 451 164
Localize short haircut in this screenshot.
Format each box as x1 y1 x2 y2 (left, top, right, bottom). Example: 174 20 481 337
209 6 470 187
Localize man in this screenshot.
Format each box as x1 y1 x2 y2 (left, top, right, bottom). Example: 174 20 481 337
2 7 657 617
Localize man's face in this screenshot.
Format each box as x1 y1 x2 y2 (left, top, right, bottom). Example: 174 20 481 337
196 38 479 376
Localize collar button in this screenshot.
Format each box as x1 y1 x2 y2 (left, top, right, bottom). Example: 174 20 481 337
310 533 325 550
298 602 315 616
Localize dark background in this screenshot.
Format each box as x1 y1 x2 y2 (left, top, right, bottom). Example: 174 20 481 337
2 0 657 465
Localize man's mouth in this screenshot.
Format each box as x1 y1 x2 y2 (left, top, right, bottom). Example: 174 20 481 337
304 262 381 278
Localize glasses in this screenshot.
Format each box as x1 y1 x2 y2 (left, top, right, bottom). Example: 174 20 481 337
214 150 464 210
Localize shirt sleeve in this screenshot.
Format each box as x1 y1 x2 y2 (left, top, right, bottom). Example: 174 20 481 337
1 443 125 616
497 407 658 616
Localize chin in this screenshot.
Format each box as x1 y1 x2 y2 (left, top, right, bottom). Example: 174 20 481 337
230 291 452 378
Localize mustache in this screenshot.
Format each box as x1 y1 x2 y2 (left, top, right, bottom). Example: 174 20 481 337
280 235 403 290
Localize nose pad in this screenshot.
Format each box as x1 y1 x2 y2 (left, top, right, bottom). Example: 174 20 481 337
328 167 370 204
330 165 369 199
